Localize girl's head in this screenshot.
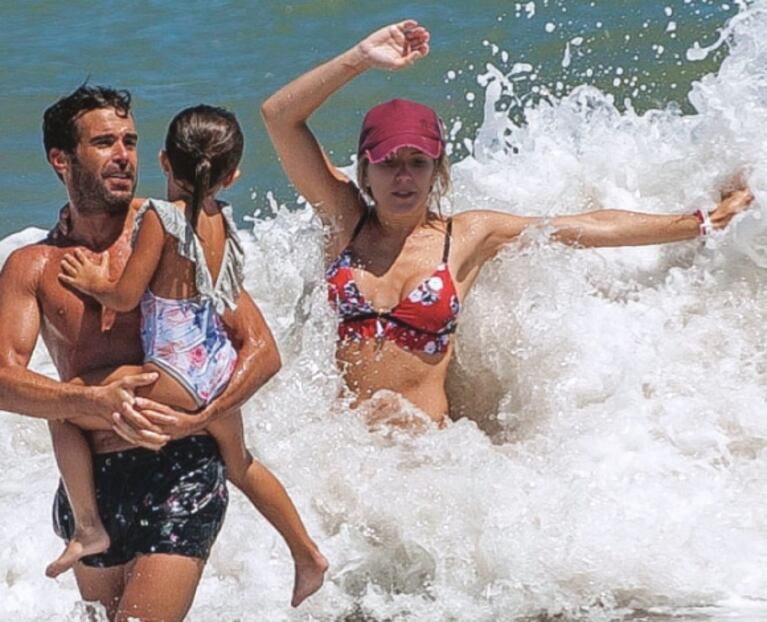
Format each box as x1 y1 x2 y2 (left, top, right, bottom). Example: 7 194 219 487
356 99 450 214
163 104 244 228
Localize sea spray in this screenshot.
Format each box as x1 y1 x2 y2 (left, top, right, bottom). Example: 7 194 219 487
3 2 767 621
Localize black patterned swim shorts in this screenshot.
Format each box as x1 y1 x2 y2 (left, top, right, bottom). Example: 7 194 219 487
53 435 228 567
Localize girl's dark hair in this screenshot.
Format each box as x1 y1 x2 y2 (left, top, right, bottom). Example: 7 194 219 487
164 105 244 230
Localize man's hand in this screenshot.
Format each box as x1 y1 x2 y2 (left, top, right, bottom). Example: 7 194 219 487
112 396 208 447
91 372 159 423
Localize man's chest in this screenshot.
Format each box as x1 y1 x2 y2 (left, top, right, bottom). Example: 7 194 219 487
37 251 142 370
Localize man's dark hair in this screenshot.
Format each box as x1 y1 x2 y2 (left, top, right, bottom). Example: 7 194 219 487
43 84 132 155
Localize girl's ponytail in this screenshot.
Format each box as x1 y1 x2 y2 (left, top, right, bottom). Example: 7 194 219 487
165 105 244 229
191 155 211 232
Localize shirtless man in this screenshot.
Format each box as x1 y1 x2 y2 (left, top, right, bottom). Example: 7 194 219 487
0 85 281 621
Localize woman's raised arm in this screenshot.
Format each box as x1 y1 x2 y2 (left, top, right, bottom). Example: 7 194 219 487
260 20 430 246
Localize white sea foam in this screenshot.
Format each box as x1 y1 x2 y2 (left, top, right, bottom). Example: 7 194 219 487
3 2 767 621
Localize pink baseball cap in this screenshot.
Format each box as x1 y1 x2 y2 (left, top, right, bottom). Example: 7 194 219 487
358 99 445 164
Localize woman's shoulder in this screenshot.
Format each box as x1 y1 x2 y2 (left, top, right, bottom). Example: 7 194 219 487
448 209 496 235
447 209 526 258
452 209 525 232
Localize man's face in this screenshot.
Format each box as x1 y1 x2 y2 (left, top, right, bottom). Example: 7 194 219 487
64 107 138 215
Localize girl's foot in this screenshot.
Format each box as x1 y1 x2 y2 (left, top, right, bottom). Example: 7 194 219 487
291 549 329 607
46 526 110 578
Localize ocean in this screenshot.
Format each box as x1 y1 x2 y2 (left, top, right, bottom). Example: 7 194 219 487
2 1 767 620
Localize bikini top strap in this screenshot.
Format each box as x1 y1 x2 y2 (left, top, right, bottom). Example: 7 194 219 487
442 217 453 264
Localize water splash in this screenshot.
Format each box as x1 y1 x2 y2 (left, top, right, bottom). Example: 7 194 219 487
3 2 767 621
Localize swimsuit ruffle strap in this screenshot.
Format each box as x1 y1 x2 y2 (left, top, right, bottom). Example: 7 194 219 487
215 203 245 312
132 199 244 314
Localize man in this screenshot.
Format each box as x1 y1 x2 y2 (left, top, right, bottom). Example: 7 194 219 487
0 85 281 621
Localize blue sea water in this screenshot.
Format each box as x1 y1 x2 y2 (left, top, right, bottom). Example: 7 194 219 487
0 0 742 238
4 2 767 621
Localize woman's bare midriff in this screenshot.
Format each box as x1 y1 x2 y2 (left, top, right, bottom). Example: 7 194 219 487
337 339 452 424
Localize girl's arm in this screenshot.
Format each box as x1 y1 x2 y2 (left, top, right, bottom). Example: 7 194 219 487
460 188 754 271
260 20 429 251
58 207 165 312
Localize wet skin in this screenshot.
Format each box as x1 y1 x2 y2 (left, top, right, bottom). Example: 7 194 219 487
260 20 754 427
37 210 144 453
1 108 144 452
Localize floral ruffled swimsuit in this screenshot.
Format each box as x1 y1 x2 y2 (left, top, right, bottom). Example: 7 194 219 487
133 199 244 407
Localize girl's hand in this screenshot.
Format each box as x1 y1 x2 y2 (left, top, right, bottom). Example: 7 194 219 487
357 20 430 70
59 248 111 295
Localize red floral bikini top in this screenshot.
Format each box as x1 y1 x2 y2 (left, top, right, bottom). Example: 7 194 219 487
326 214 461 354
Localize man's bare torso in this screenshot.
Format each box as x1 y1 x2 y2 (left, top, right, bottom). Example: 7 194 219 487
32 203 144 450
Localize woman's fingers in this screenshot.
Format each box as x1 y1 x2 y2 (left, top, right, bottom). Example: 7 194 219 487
401 23 430 62
404 44 430 64
404 25 429 42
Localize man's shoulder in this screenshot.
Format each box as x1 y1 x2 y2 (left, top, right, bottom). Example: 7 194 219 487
4 236 60 261
0 241 56 292
130 197 147 213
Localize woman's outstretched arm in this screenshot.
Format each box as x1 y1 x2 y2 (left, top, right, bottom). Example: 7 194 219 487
458 188 754 271
261 20 430 251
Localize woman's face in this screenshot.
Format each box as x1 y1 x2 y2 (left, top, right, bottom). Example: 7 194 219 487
365 148 436 215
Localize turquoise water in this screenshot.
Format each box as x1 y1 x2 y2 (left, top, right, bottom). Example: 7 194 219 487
4 2 767 620
0 0 742 238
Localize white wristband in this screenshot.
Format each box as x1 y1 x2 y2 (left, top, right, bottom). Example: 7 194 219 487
693 209 712 237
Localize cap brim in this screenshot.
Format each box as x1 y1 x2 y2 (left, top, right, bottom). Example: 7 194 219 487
364 133 442 164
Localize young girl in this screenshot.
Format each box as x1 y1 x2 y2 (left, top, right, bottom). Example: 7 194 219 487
52 104 328 607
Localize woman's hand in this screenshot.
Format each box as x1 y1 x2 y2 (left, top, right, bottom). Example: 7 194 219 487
710 187 754 230
59 248 111 296
357 20 430 70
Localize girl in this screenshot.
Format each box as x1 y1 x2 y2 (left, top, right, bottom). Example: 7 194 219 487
53 104 328 608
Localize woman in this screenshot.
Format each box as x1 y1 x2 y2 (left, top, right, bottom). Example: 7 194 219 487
261 20 753 425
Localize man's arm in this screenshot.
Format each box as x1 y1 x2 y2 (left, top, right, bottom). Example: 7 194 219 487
114 290 281 440
0 247 158 421
200 291 282 422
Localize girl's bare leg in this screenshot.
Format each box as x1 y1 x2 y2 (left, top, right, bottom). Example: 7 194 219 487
46 364 197 579
46 418 112 578
207 412 329 607
45 366 146 579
